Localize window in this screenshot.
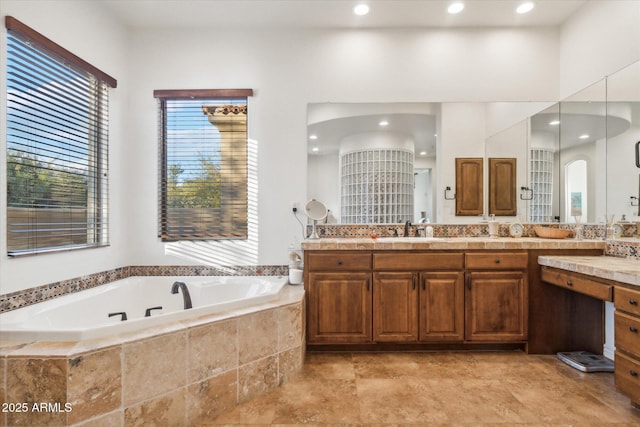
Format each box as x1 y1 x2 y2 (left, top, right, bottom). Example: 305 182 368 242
155 89 253 240
5 17 116 256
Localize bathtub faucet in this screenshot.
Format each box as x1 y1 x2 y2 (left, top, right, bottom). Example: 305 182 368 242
171 281 192 310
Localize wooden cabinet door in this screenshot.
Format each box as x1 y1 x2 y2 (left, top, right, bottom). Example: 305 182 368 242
373 272 418 342
307 272 372 343
465 271 527 342
419 272 464 342
489 157 516 216
455 157 483 216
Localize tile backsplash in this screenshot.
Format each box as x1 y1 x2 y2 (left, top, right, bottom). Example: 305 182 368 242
2 222 638 314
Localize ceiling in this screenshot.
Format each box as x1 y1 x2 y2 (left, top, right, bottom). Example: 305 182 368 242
102 0 587 30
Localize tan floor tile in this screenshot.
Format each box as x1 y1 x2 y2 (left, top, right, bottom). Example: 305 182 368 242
356 378 449 424
271 379 360 424
204 351 640 426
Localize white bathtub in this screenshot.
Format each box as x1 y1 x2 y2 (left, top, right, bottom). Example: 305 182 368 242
0 275 287 342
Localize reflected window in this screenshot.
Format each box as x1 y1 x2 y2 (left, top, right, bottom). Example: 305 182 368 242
565 159 587 223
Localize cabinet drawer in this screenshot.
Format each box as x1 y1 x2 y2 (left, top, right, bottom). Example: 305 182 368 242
465 252 528 270
615 286 640 316
373 252 464 271
540 267 613 301
307 252 371 271
615 351 640 404
615 311 640 358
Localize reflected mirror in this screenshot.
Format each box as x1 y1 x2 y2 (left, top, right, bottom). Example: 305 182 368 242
559 79 608 224
307 103 437 224
606 60 640 222
529 103 561 222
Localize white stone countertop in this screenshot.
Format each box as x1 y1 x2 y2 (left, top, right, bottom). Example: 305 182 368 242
538 255 640 287
301 237 605 251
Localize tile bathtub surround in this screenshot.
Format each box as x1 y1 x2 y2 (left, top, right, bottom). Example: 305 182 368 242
0 264 288 314
0 288 304 427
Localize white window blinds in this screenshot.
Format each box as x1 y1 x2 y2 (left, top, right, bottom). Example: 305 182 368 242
5 17 115 256
155 89 253 240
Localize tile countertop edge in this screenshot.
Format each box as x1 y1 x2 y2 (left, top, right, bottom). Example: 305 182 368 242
538 255 640 287
301 238 606 251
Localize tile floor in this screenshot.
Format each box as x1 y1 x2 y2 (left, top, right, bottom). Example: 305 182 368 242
205 351 640 426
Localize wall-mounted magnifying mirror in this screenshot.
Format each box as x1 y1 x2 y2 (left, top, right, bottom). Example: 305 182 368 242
305 199 327 239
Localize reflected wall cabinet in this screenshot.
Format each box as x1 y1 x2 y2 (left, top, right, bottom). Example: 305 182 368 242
489 157 517 216
455 158 484 216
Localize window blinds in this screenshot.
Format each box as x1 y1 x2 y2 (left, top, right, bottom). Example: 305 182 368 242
155 89 253 240
6 17 115 256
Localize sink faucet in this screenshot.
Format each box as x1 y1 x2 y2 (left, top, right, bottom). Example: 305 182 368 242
403 220 412 237
171 281 192 309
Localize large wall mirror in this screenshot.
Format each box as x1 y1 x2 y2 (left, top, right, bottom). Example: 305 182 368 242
307 61 639 226
606 60 640 222
307 103 438 224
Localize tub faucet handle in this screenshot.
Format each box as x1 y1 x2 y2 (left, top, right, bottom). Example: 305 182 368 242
145 306 163 317
108 311 128 321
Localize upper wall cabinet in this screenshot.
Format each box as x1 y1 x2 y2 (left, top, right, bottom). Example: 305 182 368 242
489 158 517 216
456 158 483 216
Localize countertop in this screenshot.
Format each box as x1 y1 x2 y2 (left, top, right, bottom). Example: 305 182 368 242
301 237 605 251
538 255 640 287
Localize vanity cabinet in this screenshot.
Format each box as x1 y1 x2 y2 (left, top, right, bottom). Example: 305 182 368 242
465 252 528 342
614 285 640 406
419 272 465 341
306 252 372 344
373 272 418 342
372 252 465 343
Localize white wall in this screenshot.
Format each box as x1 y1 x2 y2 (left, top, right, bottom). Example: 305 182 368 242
560 0 640 98
2 1 640 295
125 27 560 265
0 1 129 293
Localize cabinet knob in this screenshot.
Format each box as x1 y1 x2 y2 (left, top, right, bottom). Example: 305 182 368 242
337 260 343 266
566 280 573 287
631 370 639 377
630 299 638 305
494 259 501 264
630 326 639 333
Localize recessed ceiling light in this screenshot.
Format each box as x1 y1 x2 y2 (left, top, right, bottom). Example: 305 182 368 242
579 134 590 139
311 147 319 152
516 2 535 14
309 134 318 140
353 4 370 16
549 120 560 126
419 151 428 156
378 120 389 127
448 2 464 14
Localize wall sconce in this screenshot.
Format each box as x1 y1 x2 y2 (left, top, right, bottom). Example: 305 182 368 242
444 186 456 200
631 196 639 207
520 186 533 200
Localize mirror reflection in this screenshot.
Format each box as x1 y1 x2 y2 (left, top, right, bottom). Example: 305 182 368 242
307 61 639 227
606 60 640 223
307 103 437 224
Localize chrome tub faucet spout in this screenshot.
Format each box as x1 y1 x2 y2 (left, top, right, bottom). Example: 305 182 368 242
171 281 192 309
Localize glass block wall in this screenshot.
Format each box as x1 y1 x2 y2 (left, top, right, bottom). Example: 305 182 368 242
530 148 554 222
340 149 414 223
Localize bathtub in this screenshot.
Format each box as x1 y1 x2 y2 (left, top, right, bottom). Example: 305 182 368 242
0 275 287 342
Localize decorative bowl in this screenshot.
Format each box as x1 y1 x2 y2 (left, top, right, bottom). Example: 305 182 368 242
534 226 573 239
